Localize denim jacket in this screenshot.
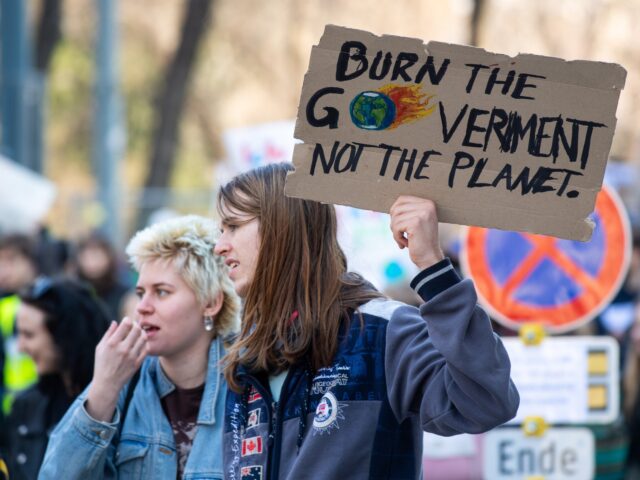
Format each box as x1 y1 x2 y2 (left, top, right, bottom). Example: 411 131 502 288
38 337 227 480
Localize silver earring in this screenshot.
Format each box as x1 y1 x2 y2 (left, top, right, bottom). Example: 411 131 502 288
204 315 214 332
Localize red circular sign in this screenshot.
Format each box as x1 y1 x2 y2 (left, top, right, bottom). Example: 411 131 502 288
461 186 631 333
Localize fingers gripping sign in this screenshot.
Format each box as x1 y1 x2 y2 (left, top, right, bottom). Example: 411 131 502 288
86 317 148 422
389 195 445 270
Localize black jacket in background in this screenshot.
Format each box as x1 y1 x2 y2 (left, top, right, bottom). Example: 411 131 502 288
4 375 72 480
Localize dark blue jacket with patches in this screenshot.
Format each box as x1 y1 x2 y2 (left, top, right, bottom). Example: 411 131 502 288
223 259 519 480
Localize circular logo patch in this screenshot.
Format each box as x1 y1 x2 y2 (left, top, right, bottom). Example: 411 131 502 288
313 392 339 429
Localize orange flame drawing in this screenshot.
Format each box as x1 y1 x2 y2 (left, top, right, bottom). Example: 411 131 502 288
377 83 436 129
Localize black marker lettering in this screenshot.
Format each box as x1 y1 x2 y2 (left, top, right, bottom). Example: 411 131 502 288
465 64 490 93
449 151 476 187
336 41 368 81
512 73 546 100
415 56 450 85
414 150 441 179
391 52 419 82
370 52 393 80
439 102 469 143
306 87 344 129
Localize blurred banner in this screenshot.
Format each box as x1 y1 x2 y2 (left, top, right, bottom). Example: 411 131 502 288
0 155 56 233
221 120 297 178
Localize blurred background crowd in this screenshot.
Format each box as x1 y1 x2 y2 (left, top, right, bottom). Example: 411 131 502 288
2 0 640 479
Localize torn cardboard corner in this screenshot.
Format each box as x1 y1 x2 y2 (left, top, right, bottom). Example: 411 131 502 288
284 24 627 241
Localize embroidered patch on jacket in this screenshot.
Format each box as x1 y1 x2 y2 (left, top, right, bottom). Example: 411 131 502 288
312 391 346 435
248 387 262 403
241 465 263 479
228 403 242 479
241 436 263 456
312 364 350 395
247 408 260 428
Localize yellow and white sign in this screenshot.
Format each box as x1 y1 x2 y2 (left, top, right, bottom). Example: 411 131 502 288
504 336 619 424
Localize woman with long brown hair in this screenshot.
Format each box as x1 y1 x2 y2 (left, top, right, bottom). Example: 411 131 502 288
215 162 519 480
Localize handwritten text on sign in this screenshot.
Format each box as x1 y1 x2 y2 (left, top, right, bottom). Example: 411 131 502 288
284 25 626 240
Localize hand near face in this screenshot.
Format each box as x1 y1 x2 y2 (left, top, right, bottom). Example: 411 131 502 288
389 195 445 270
86 317 148 422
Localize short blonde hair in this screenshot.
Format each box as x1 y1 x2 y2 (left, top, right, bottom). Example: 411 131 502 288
125 215 240 337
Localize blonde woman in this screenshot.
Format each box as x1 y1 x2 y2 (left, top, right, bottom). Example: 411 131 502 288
39 216 239 479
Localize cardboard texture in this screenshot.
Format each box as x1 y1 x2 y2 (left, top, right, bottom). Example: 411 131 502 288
284 25 627 241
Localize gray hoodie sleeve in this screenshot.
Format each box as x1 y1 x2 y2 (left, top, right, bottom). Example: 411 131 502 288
384 258 519 436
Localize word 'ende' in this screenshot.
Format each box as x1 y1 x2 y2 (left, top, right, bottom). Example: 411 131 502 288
310 141 583 198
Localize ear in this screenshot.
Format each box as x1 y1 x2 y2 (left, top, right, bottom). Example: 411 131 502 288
203 290 224 318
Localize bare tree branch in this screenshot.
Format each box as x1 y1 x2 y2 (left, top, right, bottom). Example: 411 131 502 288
138 0 214 228
34 0 63 72
469 0 486 46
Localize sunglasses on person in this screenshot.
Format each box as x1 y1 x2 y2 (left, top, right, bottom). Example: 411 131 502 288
25 276 55 300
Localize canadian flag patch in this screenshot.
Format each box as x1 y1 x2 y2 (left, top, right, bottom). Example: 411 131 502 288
241 436 263 456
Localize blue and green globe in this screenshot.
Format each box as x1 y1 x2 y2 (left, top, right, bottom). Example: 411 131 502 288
350 91 396 130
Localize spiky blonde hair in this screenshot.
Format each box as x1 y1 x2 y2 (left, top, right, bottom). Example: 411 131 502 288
125 215 239 337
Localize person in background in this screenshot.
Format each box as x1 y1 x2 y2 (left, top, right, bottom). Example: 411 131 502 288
590 233 640 480
3 277 110 480
215 163 519 480
624 303 640 478
0 235 39 298
34 227 71 278
118 288 141 323
0 234 39 418
39 215 240 479
73 233 131 320
594 232 640 366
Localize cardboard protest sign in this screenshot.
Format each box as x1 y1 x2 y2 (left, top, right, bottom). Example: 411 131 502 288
284 25 627 241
